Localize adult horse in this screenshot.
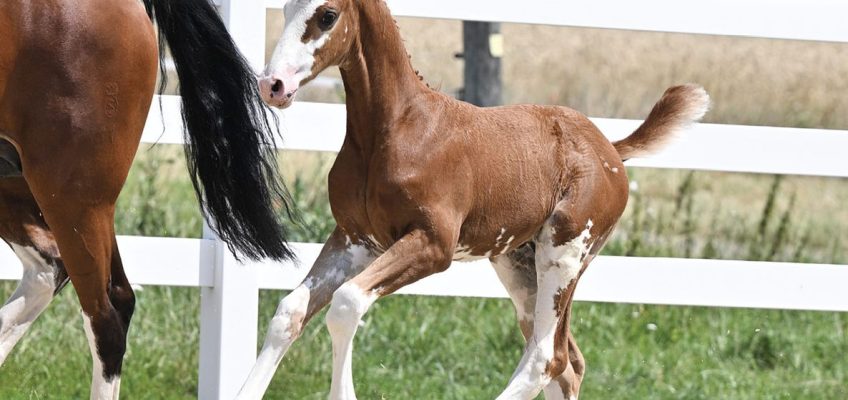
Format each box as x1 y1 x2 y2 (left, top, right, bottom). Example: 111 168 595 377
0 0 294 397
238 0 709 399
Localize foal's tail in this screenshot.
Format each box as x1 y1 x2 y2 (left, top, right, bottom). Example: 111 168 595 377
613 84 710 161
143 0 295 261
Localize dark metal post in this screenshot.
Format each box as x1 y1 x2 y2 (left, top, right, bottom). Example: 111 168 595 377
461 21 503 107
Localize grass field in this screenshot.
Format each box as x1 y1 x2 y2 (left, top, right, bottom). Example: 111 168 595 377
2 15 847 400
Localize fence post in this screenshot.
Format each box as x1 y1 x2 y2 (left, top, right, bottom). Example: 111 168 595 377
217 0 268 71
460 21 503 106
198 222 259 399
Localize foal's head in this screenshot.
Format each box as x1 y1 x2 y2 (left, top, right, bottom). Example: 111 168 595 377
259 0 358 108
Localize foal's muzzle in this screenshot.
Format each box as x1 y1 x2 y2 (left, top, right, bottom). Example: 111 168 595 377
258 75 297 109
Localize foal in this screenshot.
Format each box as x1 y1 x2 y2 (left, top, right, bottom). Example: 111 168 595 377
240 0 709 398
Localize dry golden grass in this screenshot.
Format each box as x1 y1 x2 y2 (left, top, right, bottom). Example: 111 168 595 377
265 12 848 130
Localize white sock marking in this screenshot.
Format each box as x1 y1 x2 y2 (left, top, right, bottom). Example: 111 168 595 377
326 283 377 400
82 313 121 400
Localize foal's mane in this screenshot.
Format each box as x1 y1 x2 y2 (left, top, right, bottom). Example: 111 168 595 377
366 0 431 88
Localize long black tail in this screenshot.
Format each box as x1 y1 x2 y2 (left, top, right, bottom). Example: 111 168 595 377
143 0 295 261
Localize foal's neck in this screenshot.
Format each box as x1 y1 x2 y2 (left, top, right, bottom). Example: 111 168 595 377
340 0 427 155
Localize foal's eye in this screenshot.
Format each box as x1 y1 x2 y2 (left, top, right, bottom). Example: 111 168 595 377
318 10 338 31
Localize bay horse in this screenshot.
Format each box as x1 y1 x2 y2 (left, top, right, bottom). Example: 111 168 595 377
0 0 295 397
238 0 709 399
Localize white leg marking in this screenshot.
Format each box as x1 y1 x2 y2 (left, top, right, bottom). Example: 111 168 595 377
497 221 592 400
82 313 121 400
491 253 536 333
542 385 567 400
237 286 310 400
326 283 377 400
238 244 375 399
0 245 58 365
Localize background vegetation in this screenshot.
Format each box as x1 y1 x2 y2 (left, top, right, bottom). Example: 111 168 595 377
1 15 846 399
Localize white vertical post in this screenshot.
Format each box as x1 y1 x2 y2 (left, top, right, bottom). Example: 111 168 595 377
217 0 268 72
198 222 260 399
197 2 267 398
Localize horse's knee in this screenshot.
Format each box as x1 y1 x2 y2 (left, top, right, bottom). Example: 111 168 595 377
325 283 373 334
267 287 310 345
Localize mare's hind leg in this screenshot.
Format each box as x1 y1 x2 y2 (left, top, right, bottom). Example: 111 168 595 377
491 244 585 400
0 179 68 365
32 194 135 399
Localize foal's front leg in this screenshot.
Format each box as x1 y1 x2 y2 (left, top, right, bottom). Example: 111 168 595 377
325 229 454 400
237 228 377 400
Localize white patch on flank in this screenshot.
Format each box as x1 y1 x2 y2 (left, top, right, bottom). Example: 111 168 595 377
0 245 58 365
453 244 489 262
327 283 378 399
82 313 121 400
266 0 336 91
496 220 593 400
496 228 507 243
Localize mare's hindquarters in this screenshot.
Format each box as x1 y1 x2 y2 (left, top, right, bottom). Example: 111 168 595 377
0 0 158 397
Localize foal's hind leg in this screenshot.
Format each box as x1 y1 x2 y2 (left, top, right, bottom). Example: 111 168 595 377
491 245 585 400
495 213 596 400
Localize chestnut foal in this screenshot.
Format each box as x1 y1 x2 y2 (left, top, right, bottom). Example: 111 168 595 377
240 0 709 398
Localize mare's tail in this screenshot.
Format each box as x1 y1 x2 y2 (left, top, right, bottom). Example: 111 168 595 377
613 84 710 161
142 0 295 261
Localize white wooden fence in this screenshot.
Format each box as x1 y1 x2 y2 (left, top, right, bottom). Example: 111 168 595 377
1 1 847 398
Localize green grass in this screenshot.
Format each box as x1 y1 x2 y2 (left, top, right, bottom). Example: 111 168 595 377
2 289 846 399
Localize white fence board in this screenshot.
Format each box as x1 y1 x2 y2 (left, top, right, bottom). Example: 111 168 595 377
0 236 214 287
144 97 848 178
263 0 848 43
8 241 845 312
219 245 848 312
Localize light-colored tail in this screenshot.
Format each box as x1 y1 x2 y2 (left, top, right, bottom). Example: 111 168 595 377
613 84 710 161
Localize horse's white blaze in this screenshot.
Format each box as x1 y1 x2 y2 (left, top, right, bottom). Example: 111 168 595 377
497 221 593 400
267 0 334 92
326 282 377 400
0 245 58 365
82 313 121 400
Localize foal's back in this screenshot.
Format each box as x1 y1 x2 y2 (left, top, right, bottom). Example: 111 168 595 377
391 93 630 249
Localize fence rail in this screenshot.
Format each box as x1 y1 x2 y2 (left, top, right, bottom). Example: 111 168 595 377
2 1 846 399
